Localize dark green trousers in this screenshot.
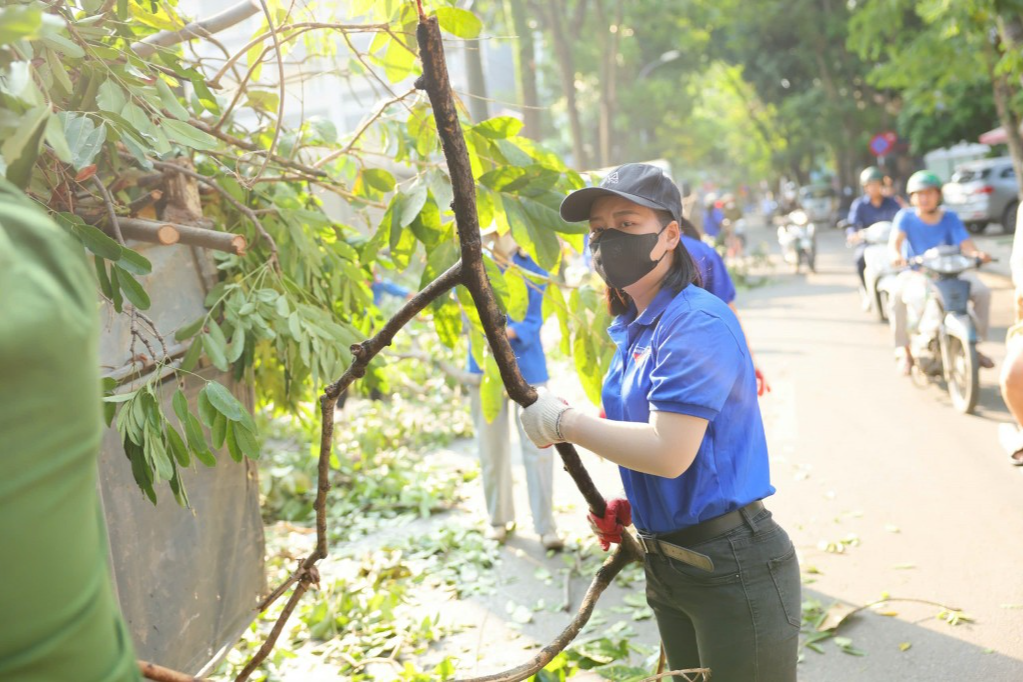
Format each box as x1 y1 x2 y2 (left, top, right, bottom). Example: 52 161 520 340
643 509 800 682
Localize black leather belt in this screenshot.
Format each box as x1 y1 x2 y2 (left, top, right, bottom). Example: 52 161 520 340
637 500 766 572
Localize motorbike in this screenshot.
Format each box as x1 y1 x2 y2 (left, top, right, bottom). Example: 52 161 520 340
897 245 988 414
777 209 816 273
856 220 897 322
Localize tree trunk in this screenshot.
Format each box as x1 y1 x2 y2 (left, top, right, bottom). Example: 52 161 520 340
995 16 1023 201
594 0 622 167
507 0 541 139
464 37 490 123
536 0 588 169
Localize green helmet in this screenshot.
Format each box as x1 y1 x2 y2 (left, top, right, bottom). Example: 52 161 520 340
906 170 942 194
859 166 884 185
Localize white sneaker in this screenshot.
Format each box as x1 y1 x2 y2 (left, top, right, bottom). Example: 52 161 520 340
540 532 564 551
485 524 509 543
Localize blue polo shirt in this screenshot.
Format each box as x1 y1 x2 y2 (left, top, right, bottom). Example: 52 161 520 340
603 285 774 534
894 208 970 258
468 252 549 385
681 235 736 304
848 195 901 229
703 206 724 237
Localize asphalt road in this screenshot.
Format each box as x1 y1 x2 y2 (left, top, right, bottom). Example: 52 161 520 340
739 224 1023 680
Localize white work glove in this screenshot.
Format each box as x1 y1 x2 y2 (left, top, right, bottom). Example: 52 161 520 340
519 387 572 448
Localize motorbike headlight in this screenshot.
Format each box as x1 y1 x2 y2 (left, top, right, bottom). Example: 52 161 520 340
925 254 974 274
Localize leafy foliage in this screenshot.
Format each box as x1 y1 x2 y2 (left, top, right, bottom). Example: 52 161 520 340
0 0 612 506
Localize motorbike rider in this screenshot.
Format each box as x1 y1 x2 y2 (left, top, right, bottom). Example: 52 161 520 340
888 170 993 374
847 166 902 292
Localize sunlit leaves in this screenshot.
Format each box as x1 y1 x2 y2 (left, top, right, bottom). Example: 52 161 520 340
435 7 483 39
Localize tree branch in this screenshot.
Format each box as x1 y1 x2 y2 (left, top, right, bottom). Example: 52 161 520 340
253 0 285 180
455 545 632 682
233 261 464 679
130 0 261 58
138 660 209 682
414 14 622 526
147 159 276 266
189 119 330 179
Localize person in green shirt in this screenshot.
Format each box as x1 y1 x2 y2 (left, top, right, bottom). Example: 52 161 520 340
0 181 140 681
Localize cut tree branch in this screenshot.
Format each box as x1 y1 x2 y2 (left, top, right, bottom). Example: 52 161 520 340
131 0 261 59
138 660 209 682
147 159 275 265
233 261 464 681
455 545 632 682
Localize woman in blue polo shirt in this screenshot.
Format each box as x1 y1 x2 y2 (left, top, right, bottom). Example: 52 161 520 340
520 163 799 680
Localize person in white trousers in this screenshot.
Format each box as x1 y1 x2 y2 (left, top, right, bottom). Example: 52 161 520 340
468 232 562 550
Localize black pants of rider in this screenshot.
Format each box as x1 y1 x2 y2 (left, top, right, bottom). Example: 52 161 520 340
643 507 800 681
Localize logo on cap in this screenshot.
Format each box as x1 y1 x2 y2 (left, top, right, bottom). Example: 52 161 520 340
606 171 619 185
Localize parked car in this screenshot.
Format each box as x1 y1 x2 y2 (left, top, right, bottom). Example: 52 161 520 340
942 157 1020 234
798 184 839 227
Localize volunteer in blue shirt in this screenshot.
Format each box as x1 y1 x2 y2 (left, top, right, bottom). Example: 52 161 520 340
888 170 993 374
520 164 799 680
468 232 562 550
678 216 770 395
847 166 902 290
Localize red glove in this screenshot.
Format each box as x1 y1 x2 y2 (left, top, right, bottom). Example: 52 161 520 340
588 498 632 551
755 368 771 397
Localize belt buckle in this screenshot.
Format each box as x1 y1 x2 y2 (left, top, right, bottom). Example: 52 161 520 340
638 534 661 555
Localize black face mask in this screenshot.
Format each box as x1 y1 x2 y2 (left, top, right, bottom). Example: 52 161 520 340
589 226 667 289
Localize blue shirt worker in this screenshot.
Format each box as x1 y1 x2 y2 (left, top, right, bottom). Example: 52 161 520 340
468 233 561 550
847 166 902 289
520 163 799 681
888 170 993 374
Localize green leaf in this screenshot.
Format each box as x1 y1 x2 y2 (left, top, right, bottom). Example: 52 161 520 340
197 387 217 427
172 388 189 423
435 7 483 39
163 119 219 150
185 414 215 466
225 422 243 462
156 78 190 120
232 422 260 460
166 424 190 467
94 255 113 300
174 316 205 341
473 116 523 139
39 32 84 59
504 268 530 321
116 247 152 275
44 113 72 163
483 255 508 314
211 410 227 449
109 264 123 312
433 298 462 349
204 380 245 421
179 337 203 372
4 105 48 188
362 167 396 192
62 114 106 171
75 223 123 260
113 265 151 310
149 430 174 481
45 48 73 96
380 38 417 83
397 180 429 228
0 6 43 46
481 353 504 423
226 326 245 363
202 322 229 371
96 80 127 114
